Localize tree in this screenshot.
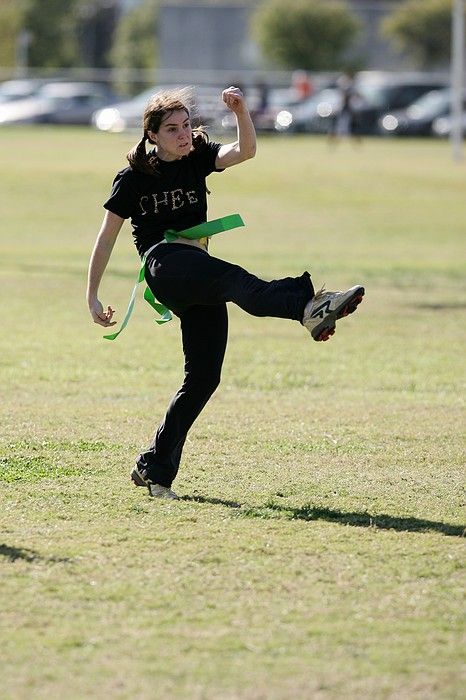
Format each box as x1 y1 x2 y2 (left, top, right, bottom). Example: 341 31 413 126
0 0 25 67
22 0 81 68
77 2 120 69
15 0 118 70
253 0 361 71
109 0 158 93
382 0 463 67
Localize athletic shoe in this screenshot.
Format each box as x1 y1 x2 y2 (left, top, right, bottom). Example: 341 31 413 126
130 465 179 500
302 285 365 341
149 484 179 500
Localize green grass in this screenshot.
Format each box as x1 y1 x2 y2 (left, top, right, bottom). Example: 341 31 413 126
0 127 465 700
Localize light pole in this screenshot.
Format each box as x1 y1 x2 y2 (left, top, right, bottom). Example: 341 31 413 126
16 30 31 78
451 0 465 161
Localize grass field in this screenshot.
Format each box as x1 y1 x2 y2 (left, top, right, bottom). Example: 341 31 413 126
1 127 465 700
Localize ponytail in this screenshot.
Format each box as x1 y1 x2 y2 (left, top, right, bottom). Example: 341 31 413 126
126 132 158 175
192 129 209 150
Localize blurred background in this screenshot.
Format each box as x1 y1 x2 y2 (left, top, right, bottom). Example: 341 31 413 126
0 0 464 143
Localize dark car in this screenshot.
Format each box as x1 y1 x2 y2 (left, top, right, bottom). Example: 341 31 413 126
274 88 341 133
432 112 466 137
220 87 300 132
379 88 466 136
0 82 118 125
349 75 447 135
276 73 447 135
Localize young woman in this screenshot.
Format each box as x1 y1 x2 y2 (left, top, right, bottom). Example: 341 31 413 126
87 86 364 500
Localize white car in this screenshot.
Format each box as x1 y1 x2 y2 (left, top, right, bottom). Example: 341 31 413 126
0 82 118 125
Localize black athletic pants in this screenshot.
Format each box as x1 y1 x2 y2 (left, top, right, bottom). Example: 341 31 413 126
136 242 314 487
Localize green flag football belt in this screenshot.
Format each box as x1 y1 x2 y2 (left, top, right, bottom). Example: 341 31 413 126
103 214 244 340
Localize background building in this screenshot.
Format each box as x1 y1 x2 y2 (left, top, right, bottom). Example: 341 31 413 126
158 0 411 79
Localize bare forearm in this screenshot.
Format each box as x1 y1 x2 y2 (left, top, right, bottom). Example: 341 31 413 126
86 234 116 303
216 87 257 169
86 211 124 306
235 108 257 161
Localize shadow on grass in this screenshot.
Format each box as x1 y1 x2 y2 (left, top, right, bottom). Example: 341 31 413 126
183 495 243 509
182 497 465 537
416 302 466 311
0 544 72 564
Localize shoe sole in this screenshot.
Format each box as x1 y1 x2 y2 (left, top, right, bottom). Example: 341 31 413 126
312 287 365 342
130 466 149 488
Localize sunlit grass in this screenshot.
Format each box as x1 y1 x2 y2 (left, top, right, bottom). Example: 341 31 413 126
0 128 465 699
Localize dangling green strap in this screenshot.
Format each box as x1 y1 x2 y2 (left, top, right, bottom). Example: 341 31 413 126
103 256 170 341
143 285 173 323
103 214 244 340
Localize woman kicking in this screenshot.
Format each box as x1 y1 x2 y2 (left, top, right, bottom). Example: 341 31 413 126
87 86 364 499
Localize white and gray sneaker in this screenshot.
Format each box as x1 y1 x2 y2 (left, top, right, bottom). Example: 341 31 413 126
130 465 179 500
302 285 365 341
149 484 179 500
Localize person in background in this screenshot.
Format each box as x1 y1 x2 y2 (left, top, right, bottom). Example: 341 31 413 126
249 78 270 127
292 70 314 101
330 71 361 141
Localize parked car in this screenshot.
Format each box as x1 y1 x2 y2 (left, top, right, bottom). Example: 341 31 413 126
221 87 299 132
93 85 226 132
379 88 466 136
0 79 44 104
0 82 118 125
276 73 447 135
92 87 153 132
274 88 341 133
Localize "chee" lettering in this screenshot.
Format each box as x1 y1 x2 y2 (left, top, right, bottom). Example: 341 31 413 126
139 189 198 215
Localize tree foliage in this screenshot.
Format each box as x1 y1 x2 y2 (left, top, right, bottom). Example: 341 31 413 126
23 0 81 68
109 0 158 73
0 0 25 67
8 0 119 70
253 0 361 71
382 0 462 67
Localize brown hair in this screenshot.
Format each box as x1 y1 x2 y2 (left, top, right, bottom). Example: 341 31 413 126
127 87 209 175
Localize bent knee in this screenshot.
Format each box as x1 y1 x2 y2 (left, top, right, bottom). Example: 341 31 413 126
184 372 221 396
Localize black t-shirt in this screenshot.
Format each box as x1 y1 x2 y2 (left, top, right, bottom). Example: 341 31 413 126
104 141 223 256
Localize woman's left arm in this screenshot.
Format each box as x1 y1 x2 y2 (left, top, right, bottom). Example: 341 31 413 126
215 87 257 169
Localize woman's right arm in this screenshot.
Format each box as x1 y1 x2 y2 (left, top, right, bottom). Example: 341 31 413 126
87 210 125 327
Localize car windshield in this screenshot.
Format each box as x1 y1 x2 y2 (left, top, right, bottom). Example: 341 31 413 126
408 89 449 114
357 82 445 110
39 84 106 99
129 88 157 106
0 80 39 98
356 84 389 107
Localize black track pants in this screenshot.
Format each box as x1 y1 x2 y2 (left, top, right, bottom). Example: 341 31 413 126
136 243 314 487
